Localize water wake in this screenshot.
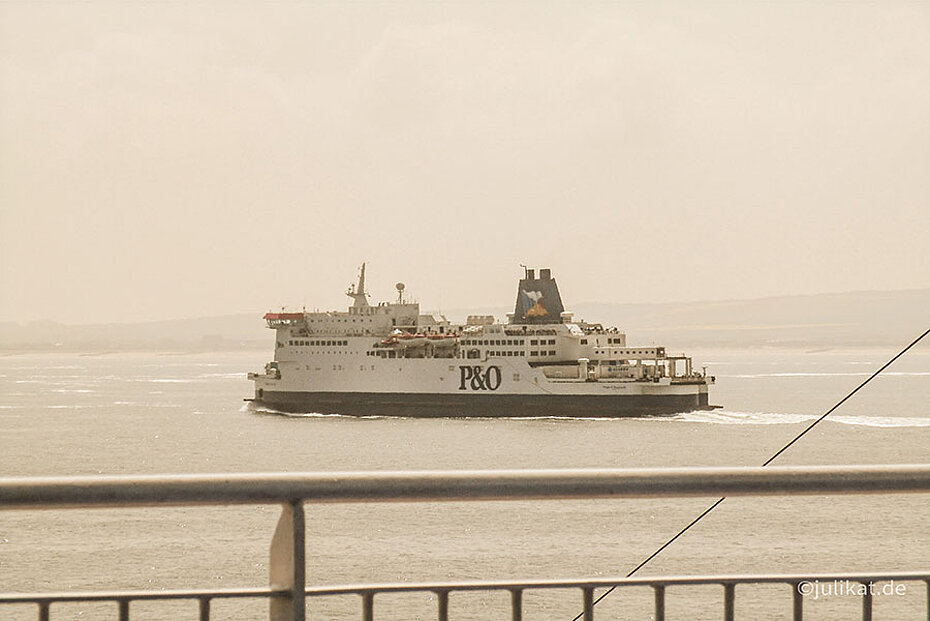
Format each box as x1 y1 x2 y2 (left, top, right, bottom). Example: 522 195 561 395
727 372 930 378
674 410 930 428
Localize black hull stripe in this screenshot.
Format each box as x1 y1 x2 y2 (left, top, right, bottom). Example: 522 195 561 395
255 391 710 418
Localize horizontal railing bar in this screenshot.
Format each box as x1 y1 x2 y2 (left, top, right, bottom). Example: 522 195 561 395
2 465 929 509
0 587 284 604
299 572 930 596
5 572 927 604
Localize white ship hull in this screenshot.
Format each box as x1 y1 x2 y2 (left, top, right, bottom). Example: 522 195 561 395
250 344 711 417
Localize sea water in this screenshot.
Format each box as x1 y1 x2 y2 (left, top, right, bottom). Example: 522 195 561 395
1 348 928 620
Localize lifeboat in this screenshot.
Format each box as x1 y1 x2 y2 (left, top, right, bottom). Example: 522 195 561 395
395 333 429 347
428 334 459 349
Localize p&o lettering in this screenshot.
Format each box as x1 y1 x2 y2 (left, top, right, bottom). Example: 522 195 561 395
458 365 502 391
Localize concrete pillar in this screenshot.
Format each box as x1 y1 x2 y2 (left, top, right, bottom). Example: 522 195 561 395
270 501 306 621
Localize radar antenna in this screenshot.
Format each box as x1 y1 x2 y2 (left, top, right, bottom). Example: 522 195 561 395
346 262 370 308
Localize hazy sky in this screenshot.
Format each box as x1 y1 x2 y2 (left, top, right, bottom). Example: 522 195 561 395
2 2 928 324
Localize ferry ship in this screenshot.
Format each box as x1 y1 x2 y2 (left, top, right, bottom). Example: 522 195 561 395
248 264 716 417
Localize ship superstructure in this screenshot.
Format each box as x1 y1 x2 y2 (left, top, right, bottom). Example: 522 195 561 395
248 264 715 417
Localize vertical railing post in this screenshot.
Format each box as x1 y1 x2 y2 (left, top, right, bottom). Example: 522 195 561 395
199 597 211 621
791 583 803 621
270 500 306 621
510 588 523 621
723 583 735 621
118 600 129 621
38 601 50 621
654 585 665 621
861 582 872 621
435 590 449 621
361 592 374 621
582 587 594 621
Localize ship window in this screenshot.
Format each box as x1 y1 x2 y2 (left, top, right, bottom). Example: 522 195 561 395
549 350 556 355
549 339 556 345
530 339 538 345
581 339 588 345
519 340 524 345
519 351 525 356
530 351 538 356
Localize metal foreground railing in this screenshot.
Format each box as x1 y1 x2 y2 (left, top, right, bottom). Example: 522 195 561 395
1 465 929 621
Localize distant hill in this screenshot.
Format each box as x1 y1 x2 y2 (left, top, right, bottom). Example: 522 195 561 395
1 289 927 352
571 289 930 349
0 314 268 353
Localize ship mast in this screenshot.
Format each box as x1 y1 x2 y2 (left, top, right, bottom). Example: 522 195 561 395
346 262 370 308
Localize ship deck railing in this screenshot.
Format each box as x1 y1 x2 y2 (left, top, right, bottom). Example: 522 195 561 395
1 464 928 621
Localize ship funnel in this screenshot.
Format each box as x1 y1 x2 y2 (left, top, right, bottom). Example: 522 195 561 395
511 267 565 325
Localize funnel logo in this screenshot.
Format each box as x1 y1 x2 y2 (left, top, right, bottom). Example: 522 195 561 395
458 365 502 391
520 289 548 318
